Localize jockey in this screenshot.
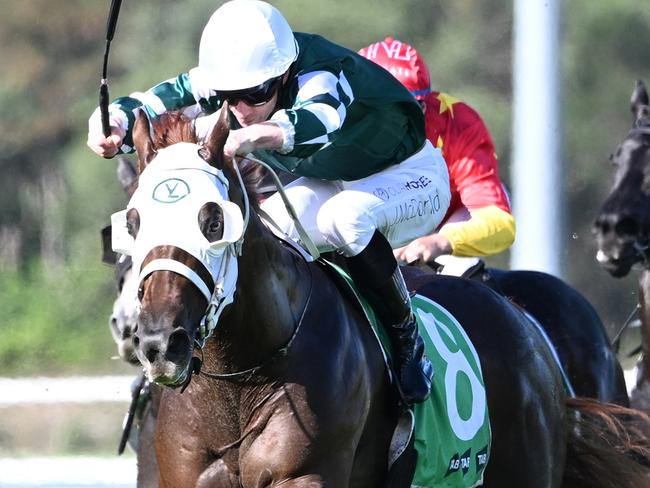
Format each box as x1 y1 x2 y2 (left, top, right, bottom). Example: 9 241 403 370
87 0 451 405
359 37 515 273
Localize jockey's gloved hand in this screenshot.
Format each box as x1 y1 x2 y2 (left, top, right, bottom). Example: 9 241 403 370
87 106 126 158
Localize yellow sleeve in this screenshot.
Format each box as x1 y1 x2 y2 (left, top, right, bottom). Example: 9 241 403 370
438 205 516 257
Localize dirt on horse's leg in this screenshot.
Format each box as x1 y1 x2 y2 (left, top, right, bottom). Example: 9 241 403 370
196 459 240 488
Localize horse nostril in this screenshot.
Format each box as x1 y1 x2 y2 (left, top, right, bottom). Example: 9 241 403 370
594 217 610 234
614 217 639 237
144 343 160 363
121 326 132 340
166 329 191 364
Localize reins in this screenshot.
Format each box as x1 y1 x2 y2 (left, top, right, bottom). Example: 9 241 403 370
629 126 650 138
611 302 641 351
244 155 320 260
196 257 313 382
179 156 316 389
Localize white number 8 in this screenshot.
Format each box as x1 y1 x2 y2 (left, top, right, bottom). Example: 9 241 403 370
417 310 486 441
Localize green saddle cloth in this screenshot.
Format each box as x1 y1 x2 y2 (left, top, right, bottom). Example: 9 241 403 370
328 262 491 488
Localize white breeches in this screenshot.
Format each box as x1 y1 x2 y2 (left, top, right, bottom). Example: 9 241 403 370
260 140 451 257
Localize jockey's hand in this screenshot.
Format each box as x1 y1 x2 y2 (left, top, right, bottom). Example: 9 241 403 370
394 233 453 265
87 108 125 158
224 128 257 159
87 129 125 158
224 123 285 159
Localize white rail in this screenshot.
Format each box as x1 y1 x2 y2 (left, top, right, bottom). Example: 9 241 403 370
0 375 135 405
0 456 136 486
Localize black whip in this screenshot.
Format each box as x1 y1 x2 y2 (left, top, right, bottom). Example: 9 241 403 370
100 0 123 137
117 373 146 455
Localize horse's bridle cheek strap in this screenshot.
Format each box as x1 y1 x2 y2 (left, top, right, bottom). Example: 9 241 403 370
139 259 213 303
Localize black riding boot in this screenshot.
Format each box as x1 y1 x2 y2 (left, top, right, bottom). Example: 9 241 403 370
346 231 433 405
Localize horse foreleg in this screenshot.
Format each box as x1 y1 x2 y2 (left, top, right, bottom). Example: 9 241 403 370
629 366 650 413
633 270 650 414
196 459 240 488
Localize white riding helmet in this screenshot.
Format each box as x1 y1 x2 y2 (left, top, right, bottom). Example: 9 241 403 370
198 0 299 91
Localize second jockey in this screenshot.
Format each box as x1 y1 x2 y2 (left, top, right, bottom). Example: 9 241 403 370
359 37 516 271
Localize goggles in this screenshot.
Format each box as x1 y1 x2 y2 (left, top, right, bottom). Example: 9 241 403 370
217 76 283 107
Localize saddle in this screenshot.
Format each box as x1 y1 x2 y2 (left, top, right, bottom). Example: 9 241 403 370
425 255 504 294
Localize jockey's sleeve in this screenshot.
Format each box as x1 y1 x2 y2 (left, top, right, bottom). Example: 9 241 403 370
438 205 516 257
106 69 217 154
435 103 515 256
269 69 350 157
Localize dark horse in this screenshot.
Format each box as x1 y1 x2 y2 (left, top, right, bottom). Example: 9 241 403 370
594 79 650 412
120 108 649 487
104 164 627 488
486 268 628 404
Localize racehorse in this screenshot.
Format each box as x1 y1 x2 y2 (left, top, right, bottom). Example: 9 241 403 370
106 165 626 487
102 158 140 366
480 268 628 404
100 159 160 488
117 107 650 487
594 79 650 412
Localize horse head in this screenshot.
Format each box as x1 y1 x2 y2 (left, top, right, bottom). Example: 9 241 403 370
116 107 249 386
594 80 650 277
107 254 139 364
101 158 140 364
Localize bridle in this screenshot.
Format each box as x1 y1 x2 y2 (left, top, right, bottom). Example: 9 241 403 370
187 157 315 385
194 254 313 383
127 153 315 390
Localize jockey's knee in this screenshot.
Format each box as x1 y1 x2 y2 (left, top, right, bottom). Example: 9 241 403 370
260 183 333 250
316 193 376 257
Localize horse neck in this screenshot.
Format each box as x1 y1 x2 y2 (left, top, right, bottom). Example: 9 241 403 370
204 214 311 373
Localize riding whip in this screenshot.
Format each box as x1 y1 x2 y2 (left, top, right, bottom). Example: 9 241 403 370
99 0 123 137
117 372 146 455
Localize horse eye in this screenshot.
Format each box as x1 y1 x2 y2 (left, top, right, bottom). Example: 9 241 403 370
608 153 617 166
126 208 140 237
137 286 144 301
209 221 222 233
198 202 224 240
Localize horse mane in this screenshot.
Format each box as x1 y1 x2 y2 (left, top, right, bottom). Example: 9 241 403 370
151 112 198 147
150 112 262 209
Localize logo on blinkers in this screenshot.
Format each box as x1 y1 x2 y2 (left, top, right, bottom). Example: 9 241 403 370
152 178 190 203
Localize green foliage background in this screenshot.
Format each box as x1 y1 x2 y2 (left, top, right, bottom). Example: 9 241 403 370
0 0 649 375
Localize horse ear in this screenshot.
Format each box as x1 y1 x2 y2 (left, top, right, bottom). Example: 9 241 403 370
203 103 231 170
133 111 157 173
116 157 139 197
630 80 649 120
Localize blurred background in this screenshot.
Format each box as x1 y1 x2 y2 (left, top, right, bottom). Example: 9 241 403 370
0 0 649 485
